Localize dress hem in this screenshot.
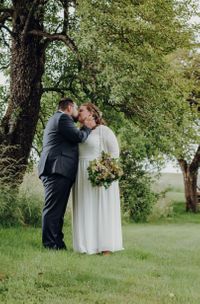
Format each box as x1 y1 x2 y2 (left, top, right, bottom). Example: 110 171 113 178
73 247 124 255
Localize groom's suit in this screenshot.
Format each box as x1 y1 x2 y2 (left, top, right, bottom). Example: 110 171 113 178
38 111 91 249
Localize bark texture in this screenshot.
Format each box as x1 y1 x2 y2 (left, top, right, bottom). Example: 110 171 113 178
0 1 45 185
178 146 200 212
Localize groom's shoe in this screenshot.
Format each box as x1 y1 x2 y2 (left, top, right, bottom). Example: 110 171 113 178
44 244 67 251
54 244 67 251
58 244 67 250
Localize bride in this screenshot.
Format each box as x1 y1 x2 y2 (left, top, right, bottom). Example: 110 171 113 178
72 103 124 255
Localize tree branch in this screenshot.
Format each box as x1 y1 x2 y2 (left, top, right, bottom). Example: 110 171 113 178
38 115 46 130
177 158 188 173
28 29 78 53
0 11 11 24
0 8 13 15
59 0 70 34
0 28 11 49
42 87 66 95
22 0 40 39
0 23 14 36
0 63 10 70
31 144 41 157
190 144 200 172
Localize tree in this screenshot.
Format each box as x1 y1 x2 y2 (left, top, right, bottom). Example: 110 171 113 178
0 0 78 185
76 1 200 213
0 0 196 188
168 50 200 212
140 48 200 213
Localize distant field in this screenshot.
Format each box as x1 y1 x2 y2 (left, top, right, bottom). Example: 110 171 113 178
21 169 197 222
153 173 184 192
20 171 186 217
22 170 185 196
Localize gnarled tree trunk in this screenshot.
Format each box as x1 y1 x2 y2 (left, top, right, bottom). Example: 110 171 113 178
0 1 79 187
0 1 45 186
178 147 200 212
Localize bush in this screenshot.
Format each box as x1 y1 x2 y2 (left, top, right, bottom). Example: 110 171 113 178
0 188 19 226
17 192 42 227
0 187 42 227
120 149 159 222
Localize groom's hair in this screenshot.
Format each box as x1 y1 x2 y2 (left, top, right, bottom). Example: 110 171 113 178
58 97 74 110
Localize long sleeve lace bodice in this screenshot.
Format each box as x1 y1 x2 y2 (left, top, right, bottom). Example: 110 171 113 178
100 125 119 158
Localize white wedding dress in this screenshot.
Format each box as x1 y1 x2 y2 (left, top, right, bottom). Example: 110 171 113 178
72 125 124 254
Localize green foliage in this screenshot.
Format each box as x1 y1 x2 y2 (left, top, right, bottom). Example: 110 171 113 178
0 188 19 226
165 49 200 161
17 192 42 227
115 117 164 222
32 0 199 168
120 149 158 222
1 0 199 218
0 188 42 227
74 0 192 118
36 0 197 122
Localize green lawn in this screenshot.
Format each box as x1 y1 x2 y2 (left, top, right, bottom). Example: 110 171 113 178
1 208 200 304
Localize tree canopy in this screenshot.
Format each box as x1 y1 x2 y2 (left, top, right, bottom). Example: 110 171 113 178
0 0 199 215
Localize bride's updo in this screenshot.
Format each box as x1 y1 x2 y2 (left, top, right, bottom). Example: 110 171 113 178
82 103 106 126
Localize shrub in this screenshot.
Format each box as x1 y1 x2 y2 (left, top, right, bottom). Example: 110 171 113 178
0 187 42 227
120 149 159 222
0 187 19 226
17 192 42 227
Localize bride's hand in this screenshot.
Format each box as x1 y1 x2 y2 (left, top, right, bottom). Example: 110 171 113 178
84 115 96 129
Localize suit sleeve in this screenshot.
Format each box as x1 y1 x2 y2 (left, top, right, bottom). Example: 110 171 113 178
58 114 91 143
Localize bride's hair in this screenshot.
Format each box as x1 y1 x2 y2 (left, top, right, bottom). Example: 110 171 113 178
82 103 106 126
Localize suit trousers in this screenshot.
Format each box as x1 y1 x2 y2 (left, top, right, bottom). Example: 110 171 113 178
41 174 73 249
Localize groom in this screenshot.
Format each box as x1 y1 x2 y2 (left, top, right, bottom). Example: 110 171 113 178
38 97 92 250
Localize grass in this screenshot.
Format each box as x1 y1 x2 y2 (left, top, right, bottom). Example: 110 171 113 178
149 201 200 225
1 172 200 303
1 206 200 304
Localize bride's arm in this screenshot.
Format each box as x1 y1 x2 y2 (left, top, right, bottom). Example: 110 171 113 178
102 126 119 158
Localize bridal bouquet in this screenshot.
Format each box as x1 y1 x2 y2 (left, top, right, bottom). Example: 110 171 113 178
87 151 123 189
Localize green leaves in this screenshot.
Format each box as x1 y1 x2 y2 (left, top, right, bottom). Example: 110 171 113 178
73 0 192 121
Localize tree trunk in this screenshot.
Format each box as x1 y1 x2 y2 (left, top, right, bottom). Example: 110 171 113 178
178 159 198 212
0 1 45 186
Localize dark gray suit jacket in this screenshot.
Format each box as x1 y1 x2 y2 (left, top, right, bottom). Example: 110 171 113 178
38 111 91 181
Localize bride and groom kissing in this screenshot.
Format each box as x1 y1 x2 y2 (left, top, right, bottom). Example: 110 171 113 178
38 97 123 255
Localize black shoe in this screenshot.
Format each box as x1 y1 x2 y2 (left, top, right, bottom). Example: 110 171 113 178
57 244 67 251
43 244 67 251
